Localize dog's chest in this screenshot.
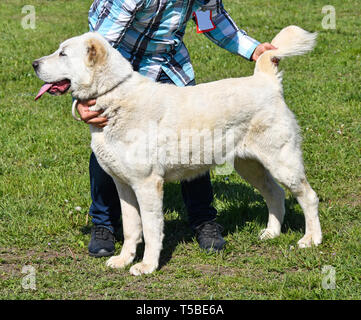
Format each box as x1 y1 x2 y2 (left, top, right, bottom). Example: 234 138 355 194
89 127 153 183
89 128 128 182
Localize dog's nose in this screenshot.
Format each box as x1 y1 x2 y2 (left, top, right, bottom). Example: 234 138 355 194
32 60 40 70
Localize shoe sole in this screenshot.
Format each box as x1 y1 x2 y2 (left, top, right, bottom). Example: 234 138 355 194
200 240 227 253
88 249 115 258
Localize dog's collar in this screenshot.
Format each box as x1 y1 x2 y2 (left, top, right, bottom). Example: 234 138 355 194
72 99 82 121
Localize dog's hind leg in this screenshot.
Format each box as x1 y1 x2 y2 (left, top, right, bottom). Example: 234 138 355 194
254 148 322 248
234 158 285 240
106 180 143 269
129 175 165 276
292 178 322 248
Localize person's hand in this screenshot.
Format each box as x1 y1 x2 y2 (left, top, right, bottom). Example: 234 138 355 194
251 42 279 65
76 99 108 128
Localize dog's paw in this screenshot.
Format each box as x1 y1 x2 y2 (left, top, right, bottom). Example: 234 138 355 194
259 228 280 240
106 255 132 269
297 233 322 248
129 262 157 276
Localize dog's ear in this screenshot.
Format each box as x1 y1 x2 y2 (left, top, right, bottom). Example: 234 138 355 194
86 38 107 67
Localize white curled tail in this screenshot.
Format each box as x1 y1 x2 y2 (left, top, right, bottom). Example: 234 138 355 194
254 25 317 78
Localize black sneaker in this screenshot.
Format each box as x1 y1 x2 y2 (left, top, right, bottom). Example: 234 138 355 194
88 225 115 257
194 221 226 252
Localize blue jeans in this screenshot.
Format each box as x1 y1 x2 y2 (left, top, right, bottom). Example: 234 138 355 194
89 72 217 233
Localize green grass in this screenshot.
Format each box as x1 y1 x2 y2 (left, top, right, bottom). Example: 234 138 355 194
0 0 360 300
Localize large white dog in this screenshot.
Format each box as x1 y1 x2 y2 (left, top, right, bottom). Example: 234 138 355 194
33 25 322 275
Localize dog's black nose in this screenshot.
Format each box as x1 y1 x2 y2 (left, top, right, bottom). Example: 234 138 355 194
32 60 39 70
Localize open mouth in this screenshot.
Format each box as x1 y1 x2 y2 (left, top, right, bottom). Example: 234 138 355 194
35 79 71 101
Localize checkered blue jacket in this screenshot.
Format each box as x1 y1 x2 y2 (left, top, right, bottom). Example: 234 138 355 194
88 0 260 86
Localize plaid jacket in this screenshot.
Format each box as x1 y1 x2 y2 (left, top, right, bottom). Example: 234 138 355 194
88 0 260 86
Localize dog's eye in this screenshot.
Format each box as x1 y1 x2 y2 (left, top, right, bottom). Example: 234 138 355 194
59 51 66 57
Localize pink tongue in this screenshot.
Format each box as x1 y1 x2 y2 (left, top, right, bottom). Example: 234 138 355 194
35 83 53 101
34 80 70 100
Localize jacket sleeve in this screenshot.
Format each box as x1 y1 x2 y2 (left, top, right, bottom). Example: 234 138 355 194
88 0 145 47
194 0 260 60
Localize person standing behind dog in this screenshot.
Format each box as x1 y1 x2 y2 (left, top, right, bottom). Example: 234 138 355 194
76 0 277 257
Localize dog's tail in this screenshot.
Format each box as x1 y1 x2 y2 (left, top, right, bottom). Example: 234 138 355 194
254 25 317 79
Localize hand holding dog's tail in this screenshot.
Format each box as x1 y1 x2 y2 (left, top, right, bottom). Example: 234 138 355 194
255 25 317 77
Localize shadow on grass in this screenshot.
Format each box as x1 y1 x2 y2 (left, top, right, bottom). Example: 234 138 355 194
158 180 305 269
81 179 306 269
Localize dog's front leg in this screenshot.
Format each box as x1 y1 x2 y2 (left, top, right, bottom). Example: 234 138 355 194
106 180 142 269
129 176 164 276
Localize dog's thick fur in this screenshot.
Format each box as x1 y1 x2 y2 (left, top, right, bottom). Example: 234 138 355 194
34 26 322 275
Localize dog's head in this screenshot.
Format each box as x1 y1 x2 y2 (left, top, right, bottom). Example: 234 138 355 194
33 32 132 101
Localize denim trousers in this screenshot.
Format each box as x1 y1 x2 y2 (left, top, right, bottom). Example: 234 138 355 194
89 71 217 233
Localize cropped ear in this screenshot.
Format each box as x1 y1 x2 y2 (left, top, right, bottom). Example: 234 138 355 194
86 38 107 67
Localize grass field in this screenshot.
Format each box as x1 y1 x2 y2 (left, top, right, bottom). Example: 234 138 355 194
0 0 360 300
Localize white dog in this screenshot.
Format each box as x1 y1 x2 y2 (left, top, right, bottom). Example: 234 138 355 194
33 25 322 275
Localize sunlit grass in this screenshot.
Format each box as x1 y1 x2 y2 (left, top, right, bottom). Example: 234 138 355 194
0 0 360 299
